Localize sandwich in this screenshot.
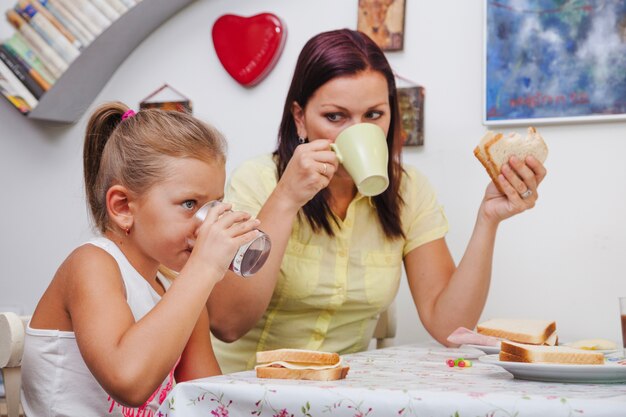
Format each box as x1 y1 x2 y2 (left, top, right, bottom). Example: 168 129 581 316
255 348 350 381
474 127 548 192
500 340 604 365
477 318 557 346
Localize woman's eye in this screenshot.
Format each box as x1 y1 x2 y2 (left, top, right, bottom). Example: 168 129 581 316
366 111 383 120
182 200 196 210
325 113 343 122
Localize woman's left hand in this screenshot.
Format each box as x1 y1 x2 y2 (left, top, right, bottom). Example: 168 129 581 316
480 155 547 223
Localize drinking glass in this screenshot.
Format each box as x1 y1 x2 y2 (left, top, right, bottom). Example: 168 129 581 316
191 201 271 277
619 297 626 357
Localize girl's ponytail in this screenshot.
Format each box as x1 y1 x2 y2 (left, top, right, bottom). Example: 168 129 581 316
83 101 127 231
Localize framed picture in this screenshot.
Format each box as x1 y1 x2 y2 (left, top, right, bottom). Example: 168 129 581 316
357 0 406 51
397 83 424 147
484 1 626 126
139 83 192 114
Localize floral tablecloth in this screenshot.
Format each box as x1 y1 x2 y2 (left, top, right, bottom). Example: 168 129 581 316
156 343 626 417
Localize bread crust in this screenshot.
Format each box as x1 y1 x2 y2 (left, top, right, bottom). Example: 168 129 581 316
256 349 340 366
473 132 503 192
477 319 556 345
500 340 604 365
256 365 350 381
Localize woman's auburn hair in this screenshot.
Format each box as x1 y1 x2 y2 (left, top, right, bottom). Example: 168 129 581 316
274 29 405 239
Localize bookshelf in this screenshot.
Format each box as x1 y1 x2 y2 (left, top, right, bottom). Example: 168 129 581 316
24 0 195 123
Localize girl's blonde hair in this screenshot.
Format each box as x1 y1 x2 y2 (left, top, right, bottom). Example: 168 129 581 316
83 101 226 233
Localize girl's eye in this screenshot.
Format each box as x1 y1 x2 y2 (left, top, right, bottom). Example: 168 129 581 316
325 113 343 122
365 110 383 120
182 200 196 210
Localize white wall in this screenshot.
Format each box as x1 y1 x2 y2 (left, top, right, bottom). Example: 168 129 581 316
1 0 625 347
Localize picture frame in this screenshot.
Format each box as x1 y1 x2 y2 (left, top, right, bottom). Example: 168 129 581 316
483 1 626 126
357 0 406 51
396 79 425 147
139 83 192 114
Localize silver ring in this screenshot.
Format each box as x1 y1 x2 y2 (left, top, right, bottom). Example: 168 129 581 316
520 189 533 199
322 163 328 175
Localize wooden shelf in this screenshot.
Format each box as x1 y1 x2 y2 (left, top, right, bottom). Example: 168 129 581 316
27 0 195 123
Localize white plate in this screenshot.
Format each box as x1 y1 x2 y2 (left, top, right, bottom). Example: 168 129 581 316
479 354 626 383
560 342 619 355
464 343 500 355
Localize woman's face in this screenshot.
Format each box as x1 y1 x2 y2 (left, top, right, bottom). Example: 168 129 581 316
292 69 391 143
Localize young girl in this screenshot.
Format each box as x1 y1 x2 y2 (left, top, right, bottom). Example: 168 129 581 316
21 102 260 415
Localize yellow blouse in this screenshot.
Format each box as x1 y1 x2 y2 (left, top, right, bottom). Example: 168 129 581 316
212 154 448 373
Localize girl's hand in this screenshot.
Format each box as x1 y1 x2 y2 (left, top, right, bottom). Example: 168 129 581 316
189 202 261 280
480 155 547 223
275 140 339 209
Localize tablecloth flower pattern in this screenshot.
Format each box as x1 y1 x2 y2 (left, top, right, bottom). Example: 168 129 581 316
156 344 626 417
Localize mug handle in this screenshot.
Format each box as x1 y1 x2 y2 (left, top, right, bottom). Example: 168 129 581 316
330 143 343 163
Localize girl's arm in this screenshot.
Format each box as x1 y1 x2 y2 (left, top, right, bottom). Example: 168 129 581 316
208 141 338 342
69 210 259 406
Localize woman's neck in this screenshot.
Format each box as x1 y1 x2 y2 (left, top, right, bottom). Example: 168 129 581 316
327 171 357 220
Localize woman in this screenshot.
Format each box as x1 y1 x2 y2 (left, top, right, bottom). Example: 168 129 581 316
207 29 546 373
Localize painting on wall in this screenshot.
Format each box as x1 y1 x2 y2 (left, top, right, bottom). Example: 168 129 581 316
357 0 406 51
139 84 192 114
396 76 424 146
484 1 626 126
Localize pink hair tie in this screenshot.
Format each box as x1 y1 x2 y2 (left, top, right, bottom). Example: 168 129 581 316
121 109 136 120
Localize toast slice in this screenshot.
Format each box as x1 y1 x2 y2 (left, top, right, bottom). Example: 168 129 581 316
473 131 501 187
256 365 350 381
474 127 548 192
477 318 556 345
256 349 340 366
500 340 604 365
255 348 348 381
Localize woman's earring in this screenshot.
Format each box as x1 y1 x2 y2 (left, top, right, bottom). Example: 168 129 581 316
124 226 131 236
298 136 307 144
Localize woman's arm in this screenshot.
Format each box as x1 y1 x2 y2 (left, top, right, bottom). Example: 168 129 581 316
405 156 547 345
208 142 338 341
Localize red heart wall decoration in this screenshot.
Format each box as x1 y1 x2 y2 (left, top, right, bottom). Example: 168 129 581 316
212 13 287 87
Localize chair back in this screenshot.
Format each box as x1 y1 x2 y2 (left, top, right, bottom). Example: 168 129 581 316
0 312 29 417
373 301 396 349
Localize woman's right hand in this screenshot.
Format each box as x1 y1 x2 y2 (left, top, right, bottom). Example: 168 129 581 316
189 202 261 280
275 140 339 208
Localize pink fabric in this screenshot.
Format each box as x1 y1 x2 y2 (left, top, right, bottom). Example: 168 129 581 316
446 327 501 346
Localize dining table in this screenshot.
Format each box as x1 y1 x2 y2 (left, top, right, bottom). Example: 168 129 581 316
156 342 626 417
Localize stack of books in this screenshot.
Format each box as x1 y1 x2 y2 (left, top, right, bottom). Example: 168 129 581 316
0 0 141 115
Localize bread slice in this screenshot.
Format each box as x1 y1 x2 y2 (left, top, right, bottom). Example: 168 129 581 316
256 365 350 381
477 318 556 345
256 349 340 366
473 131 501 187
255 348 348 381
500 341 604 365
543 330 558 346
474 127 548 192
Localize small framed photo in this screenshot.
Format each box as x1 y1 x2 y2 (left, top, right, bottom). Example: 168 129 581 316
139 84 192 114
357 0 406 51
397 81 425 147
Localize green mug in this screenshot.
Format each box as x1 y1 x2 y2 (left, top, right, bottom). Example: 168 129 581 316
330 123 389 196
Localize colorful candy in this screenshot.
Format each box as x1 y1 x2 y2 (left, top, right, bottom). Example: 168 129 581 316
446 357 472 368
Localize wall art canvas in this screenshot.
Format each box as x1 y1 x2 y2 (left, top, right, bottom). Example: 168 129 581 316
397 82 424 146
357 0 406 51
139 84 192 114
484 1 626 125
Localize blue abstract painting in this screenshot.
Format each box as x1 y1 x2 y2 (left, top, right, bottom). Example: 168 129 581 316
485 0 626 124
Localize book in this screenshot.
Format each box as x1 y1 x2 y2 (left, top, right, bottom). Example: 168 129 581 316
40 0 95 46
0 59 38 111
16 2 81 63
25 0 83 50
70 0 111 32
6 10 68 78
0 44 49 96
104 0 129 14
55 0 103 36
4 32 56 85
89 0 120 21
118 0 136 8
